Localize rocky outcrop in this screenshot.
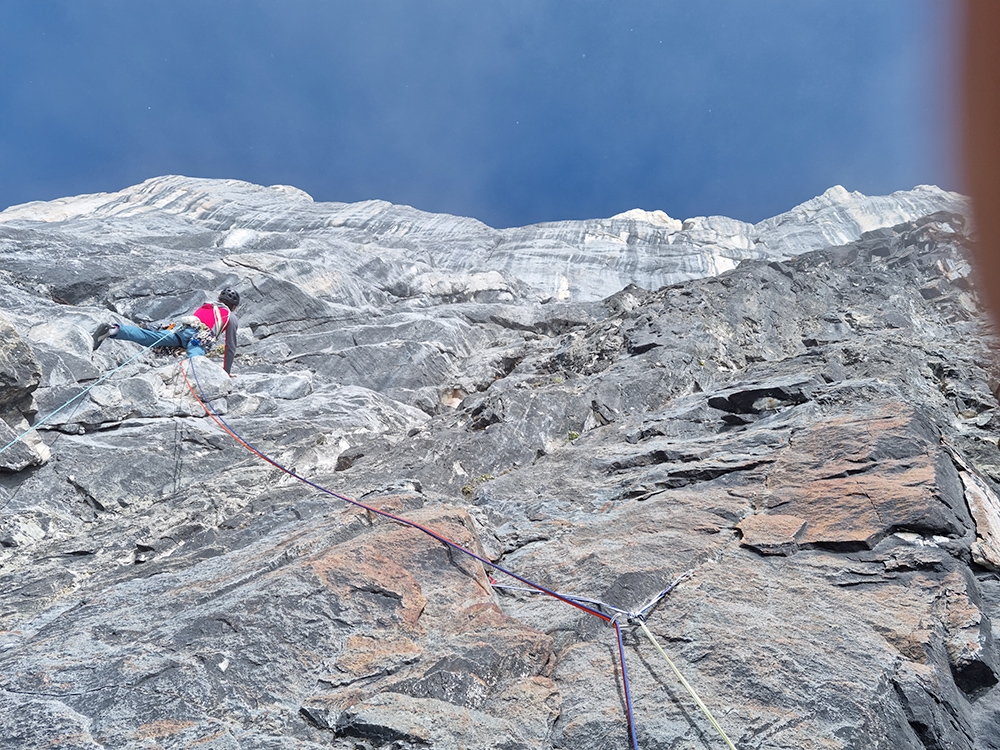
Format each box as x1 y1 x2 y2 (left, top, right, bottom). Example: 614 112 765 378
0 179 997 749
0 312 47 475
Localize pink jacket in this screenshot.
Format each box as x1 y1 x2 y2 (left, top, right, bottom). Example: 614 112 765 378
192 303 230 337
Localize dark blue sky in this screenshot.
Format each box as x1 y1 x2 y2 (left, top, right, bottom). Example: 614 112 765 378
0 1 960 228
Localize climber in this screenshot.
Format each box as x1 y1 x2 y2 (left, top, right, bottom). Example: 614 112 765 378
91 289 241 374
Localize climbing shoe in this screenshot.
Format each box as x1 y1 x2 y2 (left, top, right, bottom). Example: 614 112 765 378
92 322 118 350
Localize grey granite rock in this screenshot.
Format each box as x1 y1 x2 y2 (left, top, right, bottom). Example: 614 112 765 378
0 178 996 749
0 312 47 472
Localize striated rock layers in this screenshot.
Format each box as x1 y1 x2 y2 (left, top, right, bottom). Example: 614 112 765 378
0 177 998 750
0 175 964 304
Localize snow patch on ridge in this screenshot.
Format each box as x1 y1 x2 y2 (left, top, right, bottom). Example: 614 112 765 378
610 208 683 231
221 228 260 249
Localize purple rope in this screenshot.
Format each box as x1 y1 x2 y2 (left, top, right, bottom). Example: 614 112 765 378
616 622 640 750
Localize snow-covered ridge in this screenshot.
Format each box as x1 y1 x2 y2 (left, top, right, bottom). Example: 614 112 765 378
0 176 967 302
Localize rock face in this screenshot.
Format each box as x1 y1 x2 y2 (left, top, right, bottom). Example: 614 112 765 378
0 177 998 750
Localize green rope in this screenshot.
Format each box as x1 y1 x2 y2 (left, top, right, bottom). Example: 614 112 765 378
0 329 176 457
637 620 738 750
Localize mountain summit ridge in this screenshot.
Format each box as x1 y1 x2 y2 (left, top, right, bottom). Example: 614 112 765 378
0 176 967 302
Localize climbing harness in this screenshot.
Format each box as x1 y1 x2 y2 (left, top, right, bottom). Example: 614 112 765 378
143 319 225 360
0 328 178 458
141 323 187 358
179 357 739 750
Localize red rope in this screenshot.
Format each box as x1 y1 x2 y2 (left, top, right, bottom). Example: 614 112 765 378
178 361 612 622
179 359 642 749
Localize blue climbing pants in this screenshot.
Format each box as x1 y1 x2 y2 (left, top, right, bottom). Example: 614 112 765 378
113 325 207 358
